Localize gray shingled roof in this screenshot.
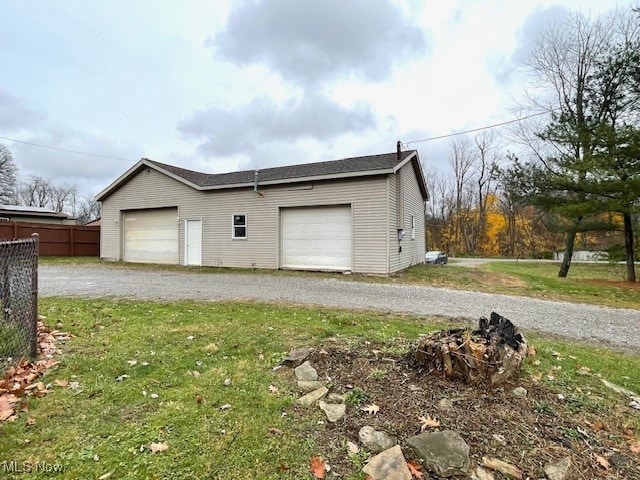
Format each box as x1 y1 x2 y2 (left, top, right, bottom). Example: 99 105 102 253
145 151 416 187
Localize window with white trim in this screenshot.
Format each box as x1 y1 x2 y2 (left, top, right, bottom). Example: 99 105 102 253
411 215 416 240
232 214 247 239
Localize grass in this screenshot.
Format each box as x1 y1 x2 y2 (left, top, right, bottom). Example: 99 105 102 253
0 298 638 479
39 256 640 309
397 261 640 309
0 298 444 479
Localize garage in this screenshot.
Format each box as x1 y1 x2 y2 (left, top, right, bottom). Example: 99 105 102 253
123 208 178 264
281 205 352 271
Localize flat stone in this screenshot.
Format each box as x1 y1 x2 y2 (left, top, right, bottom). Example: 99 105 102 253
362 445 412 480
318 401 346 422
296 386 328 407
405 430 470 477
281 347 313 366
543 457 572 480
471 466 495 480
359 426 397 453
328 393 345 403
298 380 324 392
436 398 455 411
512 387 528 398
294 361 318 382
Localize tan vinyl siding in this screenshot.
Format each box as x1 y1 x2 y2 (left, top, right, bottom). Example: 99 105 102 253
101 169 390 274
388 163 426 273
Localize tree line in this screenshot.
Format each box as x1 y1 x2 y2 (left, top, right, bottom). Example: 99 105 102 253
0 144 100 225
424 7 639 281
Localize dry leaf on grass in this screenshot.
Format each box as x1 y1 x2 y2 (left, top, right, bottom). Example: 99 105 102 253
0 394 19 421
629 441 640 454
347 441 360 454
54 379 69 387
309 456 326 478
418 415 440 431
595 455 611 470
268 427 284 435
268 385 279 394
406 460 424 478
361 404 380 415
26 417 36 426
149 442 169 453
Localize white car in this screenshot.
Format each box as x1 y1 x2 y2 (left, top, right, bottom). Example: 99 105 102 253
425 250 448 264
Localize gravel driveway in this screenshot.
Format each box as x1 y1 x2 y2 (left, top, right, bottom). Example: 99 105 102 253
39 265 640 350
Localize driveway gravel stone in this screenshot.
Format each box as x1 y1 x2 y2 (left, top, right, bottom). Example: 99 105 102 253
39 265 640 350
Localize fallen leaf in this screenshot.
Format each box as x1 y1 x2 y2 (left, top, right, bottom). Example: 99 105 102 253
527 345 537 356
268 385 279 394
149 393 159 399
127 360 138 366
195 393 203 406
268 427 284 435
587 419 607 431
407 460 424 478
98 473 113 480
418 415 440 432
309 456 326 479
219 404 232 410
361 404 380 415
347 441 360 454
26 417 36 426
149 442 169 453
629 441 640 454
595 455 611 470
191 370 201 377
0 394 19 421
54 379 69 387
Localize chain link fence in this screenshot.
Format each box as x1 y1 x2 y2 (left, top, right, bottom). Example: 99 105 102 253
0 234 39 371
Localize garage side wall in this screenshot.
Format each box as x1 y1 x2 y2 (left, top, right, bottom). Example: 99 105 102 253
388 162 426 273
100 169 391 274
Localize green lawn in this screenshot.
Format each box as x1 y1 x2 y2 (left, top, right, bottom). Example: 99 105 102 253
1 298 638 479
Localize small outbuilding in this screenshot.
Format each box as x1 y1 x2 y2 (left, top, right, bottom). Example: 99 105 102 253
95 150 428 275
0 205 74 224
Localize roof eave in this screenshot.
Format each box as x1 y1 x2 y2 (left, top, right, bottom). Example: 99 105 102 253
393 152 428 200
199 168 396 191
94 159 203 201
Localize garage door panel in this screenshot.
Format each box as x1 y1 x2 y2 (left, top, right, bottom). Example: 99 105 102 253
281 206 352 271
124 208 178 264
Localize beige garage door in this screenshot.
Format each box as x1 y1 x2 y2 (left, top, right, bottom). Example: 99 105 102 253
123 208 178 264
281 205 352 271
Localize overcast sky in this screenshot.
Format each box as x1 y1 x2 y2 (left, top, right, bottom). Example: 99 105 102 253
0 0 635 198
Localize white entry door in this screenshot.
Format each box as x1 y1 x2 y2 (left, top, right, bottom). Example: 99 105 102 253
185 219 202 266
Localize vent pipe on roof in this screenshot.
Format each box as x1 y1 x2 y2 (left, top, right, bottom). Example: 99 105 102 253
254 170 259 193
396 141 401 161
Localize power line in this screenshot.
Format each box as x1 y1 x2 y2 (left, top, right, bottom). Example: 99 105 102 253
0 134 135 162
404 109 553 146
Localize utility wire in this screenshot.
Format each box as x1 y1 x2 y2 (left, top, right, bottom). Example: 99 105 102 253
0 134 135 162
404 109 553 146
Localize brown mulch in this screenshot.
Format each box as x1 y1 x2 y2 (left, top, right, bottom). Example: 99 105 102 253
286 338 640 479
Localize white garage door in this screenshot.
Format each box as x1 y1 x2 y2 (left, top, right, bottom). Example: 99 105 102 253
281 206 352 271
123 208 178 264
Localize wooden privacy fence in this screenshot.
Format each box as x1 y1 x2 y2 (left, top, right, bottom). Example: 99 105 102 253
0 221 100 256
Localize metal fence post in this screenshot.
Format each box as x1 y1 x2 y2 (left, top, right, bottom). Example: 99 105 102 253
30 233 39 358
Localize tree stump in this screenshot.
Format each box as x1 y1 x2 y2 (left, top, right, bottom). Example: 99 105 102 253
413 312 528 385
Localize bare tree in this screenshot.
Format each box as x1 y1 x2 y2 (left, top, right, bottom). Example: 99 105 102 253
0 144 18 205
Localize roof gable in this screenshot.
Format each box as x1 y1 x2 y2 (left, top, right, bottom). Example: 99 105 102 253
96 150 427 201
